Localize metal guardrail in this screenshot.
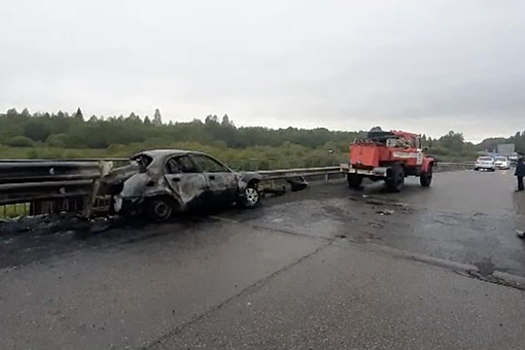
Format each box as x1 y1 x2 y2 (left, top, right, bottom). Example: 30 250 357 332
0 161 103 205
0 159 475 218
259 166 341 180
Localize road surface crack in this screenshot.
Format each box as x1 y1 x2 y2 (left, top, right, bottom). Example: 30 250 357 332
459 270 525 292
140 240 333 350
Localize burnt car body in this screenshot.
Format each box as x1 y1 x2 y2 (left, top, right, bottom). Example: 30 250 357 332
103 149 262 222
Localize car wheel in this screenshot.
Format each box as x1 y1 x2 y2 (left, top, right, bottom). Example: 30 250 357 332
242 182 261 208
146 196 174 223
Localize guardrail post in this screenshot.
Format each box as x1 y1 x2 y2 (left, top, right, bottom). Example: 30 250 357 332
83 161 111 218
324 173 329 183
83 180 100 218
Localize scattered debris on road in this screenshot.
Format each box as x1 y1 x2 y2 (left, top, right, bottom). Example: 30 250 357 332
286 177 308 192
370 222 384 229
262 177 309 197
376 209 394 215
0 213 123 238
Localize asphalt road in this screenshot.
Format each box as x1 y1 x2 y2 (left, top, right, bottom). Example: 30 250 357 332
1 170 525 349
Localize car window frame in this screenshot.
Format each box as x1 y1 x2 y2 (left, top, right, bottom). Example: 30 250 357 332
164 154 200 174
190 154 232 173
130 153 154 169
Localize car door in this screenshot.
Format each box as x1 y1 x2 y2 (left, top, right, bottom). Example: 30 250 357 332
163 155 210 208
190 154 239 204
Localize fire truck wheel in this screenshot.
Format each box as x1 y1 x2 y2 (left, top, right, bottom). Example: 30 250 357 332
420 166 433 187
386 163 405 192
347 174 363 189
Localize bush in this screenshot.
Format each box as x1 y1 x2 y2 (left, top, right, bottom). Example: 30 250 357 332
6 136 34 148
45 133 69 148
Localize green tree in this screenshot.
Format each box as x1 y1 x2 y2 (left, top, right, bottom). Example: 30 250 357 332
221 114 234 127
74 107 84 121
23 120 52 141
438 131 465 152
21 108 30 117
153 108 162 126
205 115 219 124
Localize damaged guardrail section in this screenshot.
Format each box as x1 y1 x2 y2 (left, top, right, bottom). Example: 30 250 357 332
0 158 473 218
0 159 116 216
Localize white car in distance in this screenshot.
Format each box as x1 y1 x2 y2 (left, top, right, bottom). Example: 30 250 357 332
494 156 511 170
474 156 496 171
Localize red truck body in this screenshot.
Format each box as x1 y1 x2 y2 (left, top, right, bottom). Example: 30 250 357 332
341 130 435 192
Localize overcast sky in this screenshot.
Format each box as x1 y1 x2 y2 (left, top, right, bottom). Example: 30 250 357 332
1 0 524 142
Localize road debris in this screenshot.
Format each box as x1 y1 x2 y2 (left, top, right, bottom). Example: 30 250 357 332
369 222 383 229
287 177 308 192
376 209 394 215
0 213 122 237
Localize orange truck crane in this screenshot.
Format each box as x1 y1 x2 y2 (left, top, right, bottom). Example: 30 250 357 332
340 129 435 192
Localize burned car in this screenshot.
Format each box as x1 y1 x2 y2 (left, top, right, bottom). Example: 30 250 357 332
102 150 262 222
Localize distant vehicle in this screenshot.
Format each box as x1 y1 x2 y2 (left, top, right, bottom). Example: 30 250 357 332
340 129 435 192
474 156 496 171
102 149 262 222
494 156 511 170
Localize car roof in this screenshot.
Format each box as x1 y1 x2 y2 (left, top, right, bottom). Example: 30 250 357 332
132 149 207 158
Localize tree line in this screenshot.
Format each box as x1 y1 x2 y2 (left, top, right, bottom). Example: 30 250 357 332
0 108 522 166
0 108 362 150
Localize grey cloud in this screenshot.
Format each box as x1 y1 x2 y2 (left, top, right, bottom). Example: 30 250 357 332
1 0 524 142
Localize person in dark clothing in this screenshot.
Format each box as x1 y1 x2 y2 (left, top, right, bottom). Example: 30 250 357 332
516 156 525 192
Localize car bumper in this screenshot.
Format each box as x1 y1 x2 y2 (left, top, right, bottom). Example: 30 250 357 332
475 164 495 170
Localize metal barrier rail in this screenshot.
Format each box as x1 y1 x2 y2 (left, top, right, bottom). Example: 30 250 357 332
0 158 128 163
259 166 341 181
0 159 475 218
0 161 104 207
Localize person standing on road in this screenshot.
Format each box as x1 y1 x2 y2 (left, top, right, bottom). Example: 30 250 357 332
516 155 525 239
515 155 525 192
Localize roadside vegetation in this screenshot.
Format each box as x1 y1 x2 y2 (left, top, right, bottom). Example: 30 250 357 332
1 108 520 168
